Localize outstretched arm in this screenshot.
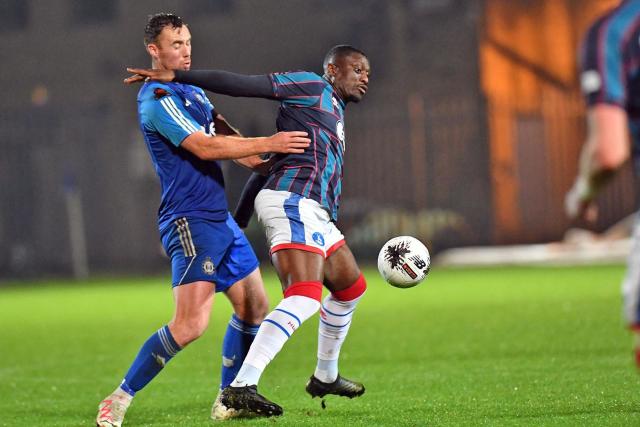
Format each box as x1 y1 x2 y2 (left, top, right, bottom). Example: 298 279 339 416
181 131 308 161
212 112 278 172
125 68 274 99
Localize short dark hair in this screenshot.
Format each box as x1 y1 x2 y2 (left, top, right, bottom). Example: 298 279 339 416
323 45 367 71
144 13 185 45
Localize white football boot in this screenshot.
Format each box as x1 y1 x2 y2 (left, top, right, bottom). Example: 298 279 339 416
96 389 132 427
211 389 240 421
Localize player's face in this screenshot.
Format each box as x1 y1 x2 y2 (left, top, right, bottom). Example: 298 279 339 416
331 53 370 103
149 25 192 71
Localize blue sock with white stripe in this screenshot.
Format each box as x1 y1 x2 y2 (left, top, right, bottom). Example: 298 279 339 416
120 325 181 396
231 295 321 387
220 314 260 389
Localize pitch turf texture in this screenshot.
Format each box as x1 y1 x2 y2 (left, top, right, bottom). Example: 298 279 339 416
1 265 639 426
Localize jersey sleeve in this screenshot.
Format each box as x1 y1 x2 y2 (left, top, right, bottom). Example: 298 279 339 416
580 16 627 108
268 71 327 106
141 86 203 146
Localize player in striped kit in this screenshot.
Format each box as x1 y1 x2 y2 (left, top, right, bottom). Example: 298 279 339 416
96 13 310 427
126 45 371 417
566 0 640 368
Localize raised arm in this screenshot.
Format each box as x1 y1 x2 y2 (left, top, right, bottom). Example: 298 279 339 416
125 68 275 98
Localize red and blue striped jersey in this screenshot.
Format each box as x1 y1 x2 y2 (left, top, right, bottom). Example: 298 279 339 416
581 0 640 161
265 71 346 221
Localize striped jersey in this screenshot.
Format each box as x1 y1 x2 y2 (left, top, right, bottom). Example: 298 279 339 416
265 71 346 221
137 81 228 231
581 0 640 165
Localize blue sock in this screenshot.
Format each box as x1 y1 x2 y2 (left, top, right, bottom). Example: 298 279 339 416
120 325 181 396
220 314 260 389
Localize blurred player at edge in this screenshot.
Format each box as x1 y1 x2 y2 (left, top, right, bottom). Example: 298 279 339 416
96 13 310 427
125 45 370 417
565 0 640 368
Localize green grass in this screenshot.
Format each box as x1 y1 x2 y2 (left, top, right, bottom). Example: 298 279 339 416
1 265 639 426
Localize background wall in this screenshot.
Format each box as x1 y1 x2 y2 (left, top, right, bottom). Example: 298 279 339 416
0 0 634 280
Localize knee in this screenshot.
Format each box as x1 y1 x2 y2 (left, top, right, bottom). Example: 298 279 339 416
169 317 209 347
332 273 367 302
236 294 269 325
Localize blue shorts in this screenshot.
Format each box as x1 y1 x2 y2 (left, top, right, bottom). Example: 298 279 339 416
160 213 260 291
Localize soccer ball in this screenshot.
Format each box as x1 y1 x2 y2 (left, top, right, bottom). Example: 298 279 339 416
377 236 431 288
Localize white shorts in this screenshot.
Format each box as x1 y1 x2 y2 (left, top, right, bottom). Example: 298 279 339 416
255 189 345 258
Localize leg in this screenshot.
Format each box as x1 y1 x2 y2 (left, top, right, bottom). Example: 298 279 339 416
219 267 269 389
218 249 324 418
622 213 640 367
306 244 366 399
97 281 214 427
232 249 324 387
215 215 268 390
212 269 269 420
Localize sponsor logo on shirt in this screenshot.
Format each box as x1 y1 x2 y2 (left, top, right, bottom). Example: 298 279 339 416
336 121 345 150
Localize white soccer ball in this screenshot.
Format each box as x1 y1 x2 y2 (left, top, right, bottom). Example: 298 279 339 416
377 236 431 288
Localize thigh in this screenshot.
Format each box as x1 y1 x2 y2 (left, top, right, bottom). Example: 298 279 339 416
323 244 361 293
171 280 216 324
224 267 269 323
271 249 325 291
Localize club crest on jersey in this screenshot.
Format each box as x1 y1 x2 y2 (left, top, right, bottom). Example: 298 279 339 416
153 88 170 99
336 120 345 146
202 257 215 275
312 232 325 246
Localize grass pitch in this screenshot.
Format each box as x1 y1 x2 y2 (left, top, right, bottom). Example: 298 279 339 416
1 265 639 426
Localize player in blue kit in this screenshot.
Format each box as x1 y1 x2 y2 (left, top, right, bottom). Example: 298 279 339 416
96 13 310 427
126 45 370 417
565 0 640 368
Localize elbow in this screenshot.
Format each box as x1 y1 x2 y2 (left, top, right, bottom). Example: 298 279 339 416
190 145 211 160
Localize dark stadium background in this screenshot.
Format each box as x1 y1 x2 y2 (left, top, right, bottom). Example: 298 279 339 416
0 0 633 280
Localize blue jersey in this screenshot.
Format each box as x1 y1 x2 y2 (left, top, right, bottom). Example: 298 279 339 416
581 0 640 165
265 71 346 220
137 81 228 231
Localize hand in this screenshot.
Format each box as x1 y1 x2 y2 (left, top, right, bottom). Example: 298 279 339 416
565 180 598 222
266 131 310 154
123 68 176 85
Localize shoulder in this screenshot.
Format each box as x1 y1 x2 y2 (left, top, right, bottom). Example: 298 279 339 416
271 71 325 84
138 82 179 105
585 3 640 46
138 83 189 129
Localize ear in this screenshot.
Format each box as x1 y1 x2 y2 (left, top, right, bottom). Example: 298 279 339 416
326 63 338 82
146 43 159 61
